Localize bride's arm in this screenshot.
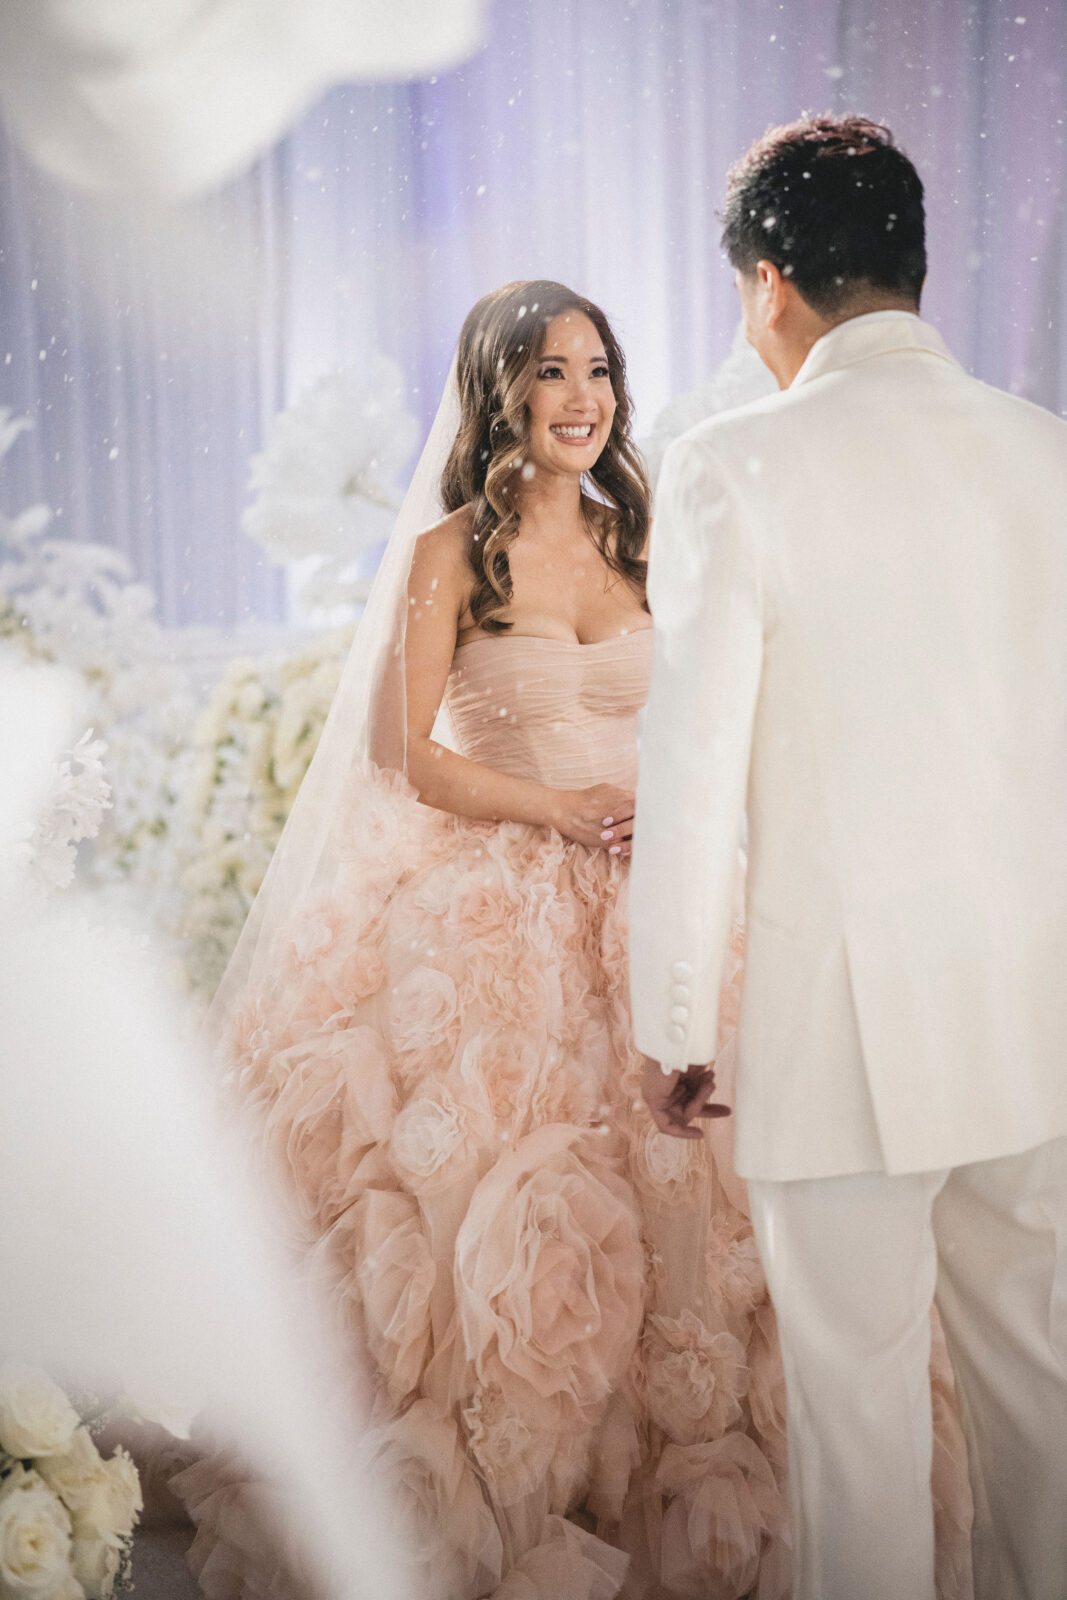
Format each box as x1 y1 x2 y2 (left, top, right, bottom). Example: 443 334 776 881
403 519 630 850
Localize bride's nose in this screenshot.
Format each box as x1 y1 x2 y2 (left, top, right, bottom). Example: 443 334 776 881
564 375 597 410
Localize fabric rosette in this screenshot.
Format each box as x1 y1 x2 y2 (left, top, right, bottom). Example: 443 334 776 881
445 867 528 955
369 1400 503 1600
253 1023 399 1230
388 965 463 1077
642 1310 749 1447
489 1514 629 1600
334 767 441 891
594 880 635 1056
461 1382 560 1507
459 947 558 1039
630 1123 709 1209
585 1390 643 1525
405 852 471 923
260 1031 354 1225
349 1189 435 1405
704 1212 767 1330
170 1443 312 1600
228 1001 286 1097
455 1125 645 1451
389 1077 496 1197
653 1432 788 1600
276 897 387 1031
451 1029 540 1133
450 849 566 1037
280 901 349 975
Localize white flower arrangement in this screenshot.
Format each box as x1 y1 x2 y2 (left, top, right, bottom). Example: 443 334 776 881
0 1362 142 1600
0 411 190 905
639 324 777 488
0 417 164 707
1 350 423 1001
241 360 418 610
20 730 113 895
176 623 355 996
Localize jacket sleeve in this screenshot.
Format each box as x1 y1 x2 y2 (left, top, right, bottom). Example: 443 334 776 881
629 433 764 1072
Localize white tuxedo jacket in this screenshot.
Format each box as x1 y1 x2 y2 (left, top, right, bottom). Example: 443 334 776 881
630 311 1067 1181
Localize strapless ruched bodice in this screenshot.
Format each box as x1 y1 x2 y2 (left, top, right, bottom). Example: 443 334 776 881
445 629 653 790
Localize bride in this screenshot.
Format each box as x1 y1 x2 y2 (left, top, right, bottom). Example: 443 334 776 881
198 281 966 1599
202 279 788 1599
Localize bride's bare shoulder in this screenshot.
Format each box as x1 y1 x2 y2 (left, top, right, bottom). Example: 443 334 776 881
410 505 474 599
415 508 470 566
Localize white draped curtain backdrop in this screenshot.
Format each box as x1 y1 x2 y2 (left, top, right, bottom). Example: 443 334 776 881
1 0 1064 626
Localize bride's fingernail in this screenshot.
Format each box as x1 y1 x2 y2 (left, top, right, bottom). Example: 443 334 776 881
609 845 621 855
602 817 613 826
600 829 613 840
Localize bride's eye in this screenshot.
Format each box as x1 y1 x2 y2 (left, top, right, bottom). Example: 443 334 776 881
592 363 610 379
538 364 564 380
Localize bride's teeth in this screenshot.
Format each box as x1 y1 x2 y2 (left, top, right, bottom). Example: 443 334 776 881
552 425 593 438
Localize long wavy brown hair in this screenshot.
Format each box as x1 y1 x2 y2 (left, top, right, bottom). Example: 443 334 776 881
440 280 650 633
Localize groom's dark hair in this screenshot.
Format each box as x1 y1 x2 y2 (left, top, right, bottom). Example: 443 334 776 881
721 115 926 315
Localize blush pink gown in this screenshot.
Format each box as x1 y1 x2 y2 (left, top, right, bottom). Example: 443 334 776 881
193 628 973 1600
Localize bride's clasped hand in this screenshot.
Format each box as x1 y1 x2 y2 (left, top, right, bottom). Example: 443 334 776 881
550 783 634 855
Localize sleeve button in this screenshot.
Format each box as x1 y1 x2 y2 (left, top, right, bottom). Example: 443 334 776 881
670 960 694 981
670 984 691 1003
669 1005 690 1024
668 1024 686 1043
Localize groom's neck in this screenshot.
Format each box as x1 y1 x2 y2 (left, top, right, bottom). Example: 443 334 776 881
771 290 920 389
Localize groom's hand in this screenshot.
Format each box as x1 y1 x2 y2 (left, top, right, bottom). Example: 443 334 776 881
641 1055 731 1140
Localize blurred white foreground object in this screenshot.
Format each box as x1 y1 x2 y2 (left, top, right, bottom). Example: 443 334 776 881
0 0 489 198
640 324 777 488
0 665 412 1600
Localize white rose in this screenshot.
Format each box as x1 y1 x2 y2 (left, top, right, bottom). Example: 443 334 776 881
36 1430 121 1539
70 1535 120 1600
99 1452 141 1542
235 679 268 719
244 720 272 778
0 1364 80 1460
237 864 269 903
48 1577 83 1600
0 1465 75 1597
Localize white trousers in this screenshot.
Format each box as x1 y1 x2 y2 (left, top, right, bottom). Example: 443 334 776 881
748 1137 1067 1600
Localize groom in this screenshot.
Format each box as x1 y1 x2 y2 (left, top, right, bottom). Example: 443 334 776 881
630 114 1067 1600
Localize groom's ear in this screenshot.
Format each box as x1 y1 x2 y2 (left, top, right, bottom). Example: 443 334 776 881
755 259 790 329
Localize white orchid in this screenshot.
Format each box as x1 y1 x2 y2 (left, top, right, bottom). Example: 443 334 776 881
241 359 418 572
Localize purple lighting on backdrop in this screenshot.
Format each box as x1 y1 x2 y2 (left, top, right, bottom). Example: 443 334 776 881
0 0 1065 627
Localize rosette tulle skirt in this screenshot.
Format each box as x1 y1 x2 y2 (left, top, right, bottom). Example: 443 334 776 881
198 779 972 1600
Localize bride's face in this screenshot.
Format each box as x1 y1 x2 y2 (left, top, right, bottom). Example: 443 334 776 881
522 312 617 480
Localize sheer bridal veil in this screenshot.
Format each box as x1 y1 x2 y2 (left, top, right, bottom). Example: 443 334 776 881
209 362 461 1035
